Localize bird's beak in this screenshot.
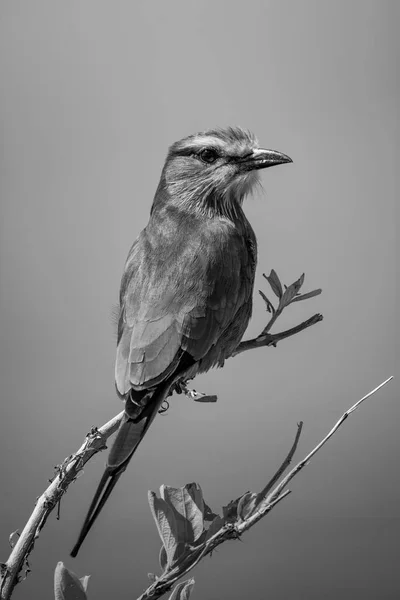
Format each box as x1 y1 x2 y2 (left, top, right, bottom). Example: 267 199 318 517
240 148 293 171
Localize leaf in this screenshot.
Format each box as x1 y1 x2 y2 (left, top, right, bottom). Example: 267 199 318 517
159 545 168 571
79 576 90 593
222 498 241 523
168 579 195 600
236 492 258 522
192 394 218 403
161 483 204 543
195 500 221 545
281 273 305 307
264 270 283 299
148 491 181 566
204 515 224 541
290 288 322 303
8 531 19 548
54 562 88 600
259 290 275 314
203 500 219 524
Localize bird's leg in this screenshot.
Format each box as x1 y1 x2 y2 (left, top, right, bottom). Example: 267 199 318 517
173 381 186 395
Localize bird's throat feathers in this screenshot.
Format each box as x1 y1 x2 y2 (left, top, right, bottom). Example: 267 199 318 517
152 168 260 220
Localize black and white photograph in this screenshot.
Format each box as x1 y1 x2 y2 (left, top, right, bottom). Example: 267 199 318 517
0 2 398 599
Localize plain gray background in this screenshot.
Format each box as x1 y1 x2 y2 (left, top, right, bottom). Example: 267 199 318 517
0 1 398 599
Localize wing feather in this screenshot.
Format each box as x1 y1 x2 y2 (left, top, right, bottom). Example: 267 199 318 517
115 213 256 396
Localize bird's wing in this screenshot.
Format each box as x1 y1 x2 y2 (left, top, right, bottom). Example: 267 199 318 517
115 219 255 396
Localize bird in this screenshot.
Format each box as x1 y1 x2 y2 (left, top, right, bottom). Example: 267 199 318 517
70 126 292 557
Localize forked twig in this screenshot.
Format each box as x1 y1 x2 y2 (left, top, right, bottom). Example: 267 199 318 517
133 376 393 600
262 376 394 508
233 313 323 356
255 421 303 504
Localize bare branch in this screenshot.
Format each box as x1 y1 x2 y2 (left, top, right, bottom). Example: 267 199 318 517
133 377 393 600
232 313 323 357
255 421 303 504
263 376 394 507
0 412 124 600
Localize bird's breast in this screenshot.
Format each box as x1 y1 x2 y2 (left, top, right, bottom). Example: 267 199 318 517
194 213 258 371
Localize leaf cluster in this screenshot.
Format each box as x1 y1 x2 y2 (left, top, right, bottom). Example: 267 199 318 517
260 269 321 317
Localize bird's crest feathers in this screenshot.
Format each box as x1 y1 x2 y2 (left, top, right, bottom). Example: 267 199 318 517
169 126 259 158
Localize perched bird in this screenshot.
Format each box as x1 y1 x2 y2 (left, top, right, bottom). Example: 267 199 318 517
71 126 291 556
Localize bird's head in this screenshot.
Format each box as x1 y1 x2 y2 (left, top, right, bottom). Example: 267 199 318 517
154 127 292 217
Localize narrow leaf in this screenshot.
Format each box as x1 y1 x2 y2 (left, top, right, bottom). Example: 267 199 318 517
148 491 180 566
205 515 224 541
159 545 168 571
192 394 218 403
54 562 88 600
203 500 219 524
161 483 204 543
79 576 90 593
8 531 19 548
222 498 241 523
168 579 195 600
264 270 283 299
259 290 275 314
281 273 305 307
237 491 258 522
290 288 322 303
195 501 220 545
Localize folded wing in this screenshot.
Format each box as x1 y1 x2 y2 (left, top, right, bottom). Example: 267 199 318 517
115 218 255 396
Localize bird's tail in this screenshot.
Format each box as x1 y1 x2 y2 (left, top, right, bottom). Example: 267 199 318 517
70 382 170 557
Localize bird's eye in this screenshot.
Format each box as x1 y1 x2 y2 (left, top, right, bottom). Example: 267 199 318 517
199 148 219 164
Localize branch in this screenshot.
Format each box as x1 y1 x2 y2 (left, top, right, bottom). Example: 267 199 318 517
233 270 323 357
0 268 322 598
0 412 124 600
232 313 323 357
255 420 303 504
261 376 395 509
134 376 393 600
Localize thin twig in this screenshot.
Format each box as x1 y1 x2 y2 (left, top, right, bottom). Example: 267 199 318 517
240 376 394 532
232 313 323 357
135 376 393 600
255 421 303 504
264 376 394 506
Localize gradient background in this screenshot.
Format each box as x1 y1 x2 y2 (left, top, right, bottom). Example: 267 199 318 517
0 2 398 599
